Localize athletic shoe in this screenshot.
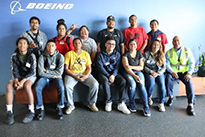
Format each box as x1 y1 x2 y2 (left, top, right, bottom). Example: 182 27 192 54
143 106 151 117
65 107 75 115
22 111 35 124
6 111 14 125
129 104 137 112
148 97 153 106
87 104 99 112
105 102 112 112
36 109 45 121
187 105 195 116
158 103 166 112
117 102 131 114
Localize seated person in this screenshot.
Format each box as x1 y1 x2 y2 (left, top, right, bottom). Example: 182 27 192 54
35 40 65 120
96 36 130 114
166 36 196 116
64 38 99 114
144 38 166 112
5 37 37 125
122 39 151 116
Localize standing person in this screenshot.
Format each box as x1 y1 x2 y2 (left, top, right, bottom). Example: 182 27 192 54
144 39 166 112
52 19 74 56
67 25 97 62
123 14 148 53
146 19 168 52
166 36 196 116
5 37 36 125
122 39 151 117
20 16 47 58
35 40 65 120
64 38 99 114
97 15 125 55
97 36 130 114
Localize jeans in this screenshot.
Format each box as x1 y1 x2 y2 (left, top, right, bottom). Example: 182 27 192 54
122 71 148 106
64 74 99 109
35 77 65 109
166 72 195 104
98 74 127 103
145 73 166 103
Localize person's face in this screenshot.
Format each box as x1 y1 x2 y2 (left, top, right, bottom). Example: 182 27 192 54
128 40 137 51
18 39 28 53
30 19 39 31
80 27 89 39
107 20 115 29
74 39 82 50
46 42 56 55
58 25 66 37
152 40 161 53
105 40 116 53
172 36 181 49
129 16 137 26
150 21 158 32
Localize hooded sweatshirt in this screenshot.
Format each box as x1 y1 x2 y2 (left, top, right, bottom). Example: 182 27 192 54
38 50 64 78
96 49 121 77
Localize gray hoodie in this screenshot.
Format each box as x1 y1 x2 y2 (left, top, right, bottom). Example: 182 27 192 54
38 50 64 78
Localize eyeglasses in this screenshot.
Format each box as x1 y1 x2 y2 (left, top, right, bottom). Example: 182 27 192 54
106 43 115 46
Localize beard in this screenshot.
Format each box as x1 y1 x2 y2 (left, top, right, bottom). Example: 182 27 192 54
107 25 114 29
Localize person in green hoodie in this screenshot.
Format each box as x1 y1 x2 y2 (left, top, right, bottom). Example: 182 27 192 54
35 40 65 120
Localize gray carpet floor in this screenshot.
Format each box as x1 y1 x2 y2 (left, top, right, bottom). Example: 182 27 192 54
0 95 205 137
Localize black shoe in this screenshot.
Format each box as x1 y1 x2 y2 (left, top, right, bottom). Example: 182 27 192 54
166 97 174 106
22 111 35 124
37 109 45 121
187 106 195 116
6 111 14 125
57 108 63 120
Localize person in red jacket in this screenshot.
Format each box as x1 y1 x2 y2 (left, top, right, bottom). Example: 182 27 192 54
52 19 74 56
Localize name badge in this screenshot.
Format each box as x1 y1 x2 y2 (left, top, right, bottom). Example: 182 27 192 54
26 62 31 68
60 41 64 44
105 62 110 66
50 65 56 69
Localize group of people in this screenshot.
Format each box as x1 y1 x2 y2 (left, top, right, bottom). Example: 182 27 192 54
5 15 196 125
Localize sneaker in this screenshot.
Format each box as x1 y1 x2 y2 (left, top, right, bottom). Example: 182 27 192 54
158 103 166 112
6 111 14 125
87 104 99 112
129 104 137 112
148 97 153 106
117 102 131 114
65 107 75 115
143 106 151 117
105 102 112 112
22 111 35 124
166 97 174 107
37 109 45 121
57 108 63 120
186 105 195 116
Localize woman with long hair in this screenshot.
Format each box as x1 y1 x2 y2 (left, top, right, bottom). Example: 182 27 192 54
144 38 166 112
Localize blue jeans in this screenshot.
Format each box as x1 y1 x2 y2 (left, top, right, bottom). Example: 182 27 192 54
35 77 65 109
145 73 166 103
166 72 195 104
122 71 148 106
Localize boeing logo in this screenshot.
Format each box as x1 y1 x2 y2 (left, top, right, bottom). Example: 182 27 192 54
10 0 74 15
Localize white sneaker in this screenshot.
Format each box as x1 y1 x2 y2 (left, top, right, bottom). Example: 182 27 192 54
148 97 153 106
65 107 75 115
117 102 130 114
158 103 165 112
105 102 112 112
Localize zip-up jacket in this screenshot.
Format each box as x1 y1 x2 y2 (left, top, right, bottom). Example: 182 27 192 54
11 50 36 80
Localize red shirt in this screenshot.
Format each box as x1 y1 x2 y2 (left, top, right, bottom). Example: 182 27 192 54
123 26 148 52
52 35 74 56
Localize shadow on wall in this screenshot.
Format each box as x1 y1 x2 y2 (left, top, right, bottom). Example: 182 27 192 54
117 17 128 32
90 19 105 40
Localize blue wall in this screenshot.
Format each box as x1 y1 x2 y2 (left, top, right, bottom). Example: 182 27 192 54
0 0 205 94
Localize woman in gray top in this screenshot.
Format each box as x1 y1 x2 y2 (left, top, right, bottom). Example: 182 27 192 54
144 38 166 112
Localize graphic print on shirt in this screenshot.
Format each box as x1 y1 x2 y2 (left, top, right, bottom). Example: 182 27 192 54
129 33 140 40
72 57 86 72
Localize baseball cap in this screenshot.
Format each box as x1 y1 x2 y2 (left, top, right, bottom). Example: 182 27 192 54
107 15 115 21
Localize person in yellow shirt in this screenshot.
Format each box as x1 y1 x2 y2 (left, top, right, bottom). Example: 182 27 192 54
64 38 99 114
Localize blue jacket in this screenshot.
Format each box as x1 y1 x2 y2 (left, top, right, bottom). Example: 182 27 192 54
96 50 121 77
